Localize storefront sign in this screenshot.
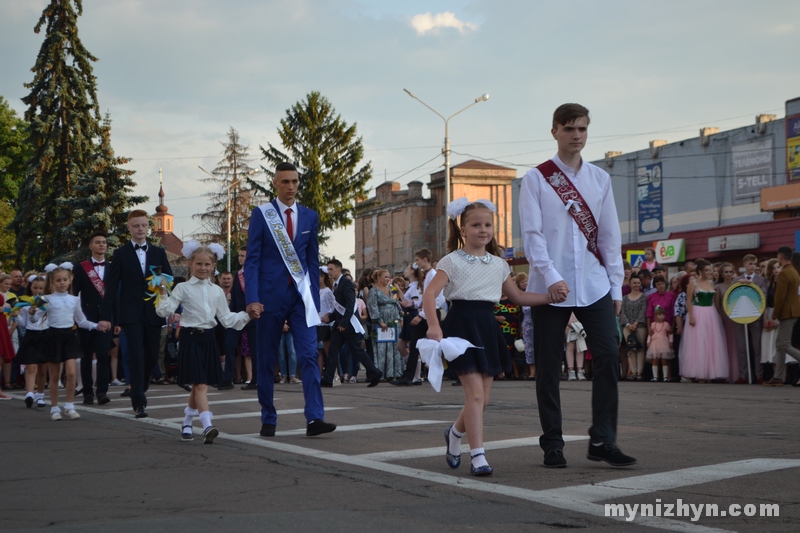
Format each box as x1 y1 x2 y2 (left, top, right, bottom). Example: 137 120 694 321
637 162 663 235
708 233 760 253
761 182 800 211
654 239 685 264
787 114 800 182
732 138 773 199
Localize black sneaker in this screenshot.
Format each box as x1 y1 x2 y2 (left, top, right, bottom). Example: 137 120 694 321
543 447 567 468
203 426 219 444
216 382 234 390
306 419 336 437
82 396 95 405
587 442 637 467
389 378 411 387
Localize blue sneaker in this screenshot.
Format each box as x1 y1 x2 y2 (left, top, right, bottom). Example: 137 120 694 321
444 426 461 469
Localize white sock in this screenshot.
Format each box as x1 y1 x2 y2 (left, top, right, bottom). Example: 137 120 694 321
35 392 44 401
50 406 61 414
470 447 489 468
25 391 34 399
448 426 463 456
183 406 198 427
199 410 213 430
662 364 670 380
64 402 75 411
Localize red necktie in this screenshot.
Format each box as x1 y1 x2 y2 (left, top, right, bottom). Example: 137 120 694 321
285 208 293 242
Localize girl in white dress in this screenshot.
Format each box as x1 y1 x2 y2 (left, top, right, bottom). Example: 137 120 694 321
424 198 550 476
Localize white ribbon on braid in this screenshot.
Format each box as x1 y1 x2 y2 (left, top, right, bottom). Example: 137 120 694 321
43 262 73 273
446 197 497 220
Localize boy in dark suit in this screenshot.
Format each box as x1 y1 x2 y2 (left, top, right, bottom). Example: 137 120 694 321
73 232 113 405
98 210 174 418
766 246 800 386
221 246 258 390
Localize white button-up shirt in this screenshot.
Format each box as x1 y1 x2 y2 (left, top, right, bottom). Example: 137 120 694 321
275 198 297 240
519 153 624 307
156 277 250 330
30 292 97 330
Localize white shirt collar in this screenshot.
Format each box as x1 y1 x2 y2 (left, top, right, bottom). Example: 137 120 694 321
275 198 298 214
188 277 212 285
552 153 585 179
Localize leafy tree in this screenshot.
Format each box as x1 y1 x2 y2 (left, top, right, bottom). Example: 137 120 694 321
0 96 32 208
260 91 372 246
0 201 17 271
59 113 147 261
194 127 265 262
12 0 103 268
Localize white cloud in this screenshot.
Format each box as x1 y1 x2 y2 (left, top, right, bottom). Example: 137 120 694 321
410 11 477 36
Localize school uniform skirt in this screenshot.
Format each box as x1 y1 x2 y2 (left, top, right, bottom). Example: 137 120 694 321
16 329 46 365
39 327 81 363
178 328 223 387
442 300 510 377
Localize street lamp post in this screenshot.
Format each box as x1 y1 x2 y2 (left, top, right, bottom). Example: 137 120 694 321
403 89 490 208
198 166 243 272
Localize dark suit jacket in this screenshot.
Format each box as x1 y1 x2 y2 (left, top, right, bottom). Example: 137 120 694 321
735 273 768 295
230 268 255 331
73 260 107 322
101 242 173 327
244 200 320 312
774 264 800 321
330 275 356 329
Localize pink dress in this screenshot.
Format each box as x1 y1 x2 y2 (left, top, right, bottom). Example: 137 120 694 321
646 322 674 360
679 287 729 380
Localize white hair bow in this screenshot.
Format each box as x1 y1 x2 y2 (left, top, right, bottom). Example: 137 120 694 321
446 197 497 220
181 240 201 259
27 274 39 283
60 262 74 271
44 263 58 273
207 243 225 261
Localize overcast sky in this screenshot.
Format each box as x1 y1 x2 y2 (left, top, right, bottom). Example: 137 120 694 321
1 0 798 272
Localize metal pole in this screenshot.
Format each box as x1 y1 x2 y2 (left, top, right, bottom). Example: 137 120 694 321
745 324 752 385
226 185 232 272
444 120 450 205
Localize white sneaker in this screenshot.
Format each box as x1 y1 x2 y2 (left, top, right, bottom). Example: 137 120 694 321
577 370 586 381
332 375 341 387
64 408 80 420
289 376 301 384
568 370 577 381
36 397 46 407
110 379 124 386
51 407 62 421
278 376 287 384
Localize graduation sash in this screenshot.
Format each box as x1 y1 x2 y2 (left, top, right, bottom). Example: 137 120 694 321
537 160 605 266
80 260 106 298
260 204 320 327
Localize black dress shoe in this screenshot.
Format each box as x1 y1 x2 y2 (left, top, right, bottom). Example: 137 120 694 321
82 396 95 405
543 447 567 468
389 378 411 387
451 379 462 386
368 371 382 387
97 395 110 405
320 379 333 388
587 442 637 467
306 419 336 436
121 388 131 397
241 381 257 391
216 382 234 390
260 423 276 437
134 408 148 419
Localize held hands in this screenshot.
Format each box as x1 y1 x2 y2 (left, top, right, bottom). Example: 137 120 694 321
410 316 422 326
96 320 111 333
246 302 264 320
547 281 569 304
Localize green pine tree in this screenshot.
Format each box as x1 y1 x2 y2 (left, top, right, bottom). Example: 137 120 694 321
260 91 372 246
13 0 103 268
60 113 147 261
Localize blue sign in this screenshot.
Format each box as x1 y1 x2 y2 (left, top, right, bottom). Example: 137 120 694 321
503 247 515 259
637 162 663 235
795 230 800 252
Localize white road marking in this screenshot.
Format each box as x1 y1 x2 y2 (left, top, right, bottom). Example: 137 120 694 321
161 406 353 423
265 419 448 437
63 402 800 532
141 393 222 400
104 398 257 412
357 435 590 462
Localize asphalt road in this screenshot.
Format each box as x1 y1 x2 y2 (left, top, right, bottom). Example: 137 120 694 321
2 377 799 532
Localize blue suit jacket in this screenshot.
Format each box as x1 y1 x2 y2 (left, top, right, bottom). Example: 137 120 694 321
244 200 320 313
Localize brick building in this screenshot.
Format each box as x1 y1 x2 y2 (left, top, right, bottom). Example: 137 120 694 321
354 160 516 274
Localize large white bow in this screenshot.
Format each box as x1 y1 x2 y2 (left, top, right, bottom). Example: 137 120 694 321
416 337 481 392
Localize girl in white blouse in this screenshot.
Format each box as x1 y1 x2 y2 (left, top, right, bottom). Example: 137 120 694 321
34 263 99 421
157 242 250 444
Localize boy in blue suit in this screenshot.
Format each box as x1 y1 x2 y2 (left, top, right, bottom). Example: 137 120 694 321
244 162 336 438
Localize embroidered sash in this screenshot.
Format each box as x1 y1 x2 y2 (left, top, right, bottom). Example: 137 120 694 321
260 204 320 327
332 299 365 335
81 260 106 298
537 160 605 266
237 269 245 292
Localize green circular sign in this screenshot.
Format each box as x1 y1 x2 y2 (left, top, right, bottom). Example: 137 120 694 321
722 282 766 325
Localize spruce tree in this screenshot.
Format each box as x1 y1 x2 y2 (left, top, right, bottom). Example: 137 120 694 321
260 91 372 246
13 0 103 268
194 127 264 259
60 113 147 261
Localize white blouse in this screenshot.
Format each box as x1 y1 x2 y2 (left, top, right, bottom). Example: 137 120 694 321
156 277 250 330
16 307 47 332
435 251 511 303
403 281 422 309
319 287 336 324
30 292 97 330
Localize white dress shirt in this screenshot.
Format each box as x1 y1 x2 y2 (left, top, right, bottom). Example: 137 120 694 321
90 257 106 280
132 240 147 275
30 292 97 330
275 198 297 240
403 281 422 309
319 287 336 323
156 277 250 330
519 153 624 307
419 268 447 320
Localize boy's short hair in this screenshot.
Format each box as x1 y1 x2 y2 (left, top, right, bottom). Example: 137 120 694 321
327 258 343 269
86 232 107 245
742 254 757 263
414 248 433 262
128 209 148 220
275 162 297 173
552 103 590 130
777 246 793 261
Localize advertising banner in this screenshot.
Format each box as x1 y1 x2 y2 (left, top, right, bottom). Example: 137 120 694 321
732 138 773 200
654 239 686 264
787 114 800 182
637 162 663 235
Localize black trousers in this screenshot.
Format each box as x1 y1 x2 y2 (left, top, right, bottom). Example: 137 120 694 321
122 322 162 411
322 324 379 383
401 312 440 382
532 293 620 451
79 328 112 398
